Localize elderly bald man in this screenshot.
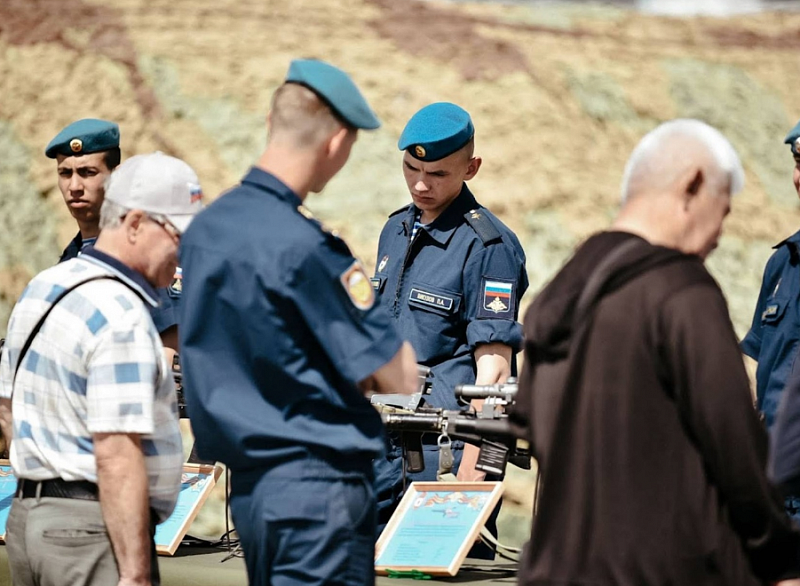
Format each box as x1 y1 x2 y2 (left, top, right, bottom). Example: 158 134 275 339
511 119 800 586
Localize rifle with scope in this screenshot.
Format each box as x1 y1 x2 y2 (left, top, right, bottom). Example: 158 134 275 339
371 369 530 477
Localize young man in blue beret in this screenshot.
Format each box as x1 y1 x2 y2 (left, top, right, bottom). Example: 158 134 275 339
179 59 418 586
743 118 800 523
372 103 528 547
45 119 182 362
45 118 121 262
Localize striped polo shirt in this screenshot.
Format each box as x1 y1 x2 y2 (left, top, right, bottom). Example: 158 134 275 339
0 248 183 521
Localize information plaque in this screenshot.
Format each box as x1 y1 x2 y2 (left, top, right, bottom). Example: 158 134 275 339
0 460 222 554
0 460 15 540
156 463 222 555
375 481 503 576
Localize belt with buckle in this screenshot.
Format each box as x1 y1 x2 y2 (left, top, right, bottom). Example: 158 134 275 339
16 478 99 501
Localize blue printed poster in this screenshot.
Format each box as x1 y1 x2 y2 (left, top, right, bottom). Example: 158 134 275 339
154 470 215 553
0 465 15 538
375 490 491 568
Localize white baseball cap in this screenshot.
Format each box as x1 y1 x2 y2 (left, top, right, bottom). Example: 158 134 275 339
105 151 203 233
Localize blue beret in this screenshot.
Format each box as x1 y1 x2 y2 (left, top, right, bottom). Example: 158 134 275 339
285 59 381 130
45 119 120 159
398 103 474 162
785 119 800 156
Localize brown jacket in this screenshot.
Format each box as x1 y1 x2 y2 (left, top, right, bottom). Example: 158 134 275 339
513 231 800 586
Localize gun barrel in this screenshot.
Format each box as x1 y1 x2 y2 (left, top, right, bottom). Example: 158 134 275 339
381 413 442 432
382 412 514 440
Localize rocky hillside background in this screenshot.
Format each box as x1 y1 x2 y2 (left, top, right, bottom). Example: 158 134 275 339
2 0 800 542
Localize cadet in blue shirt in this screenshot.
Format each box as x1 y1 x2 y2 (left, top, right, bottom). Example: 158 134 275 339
743 118 800 520
179 59 417 586
372 103 528 520
46 119 183 359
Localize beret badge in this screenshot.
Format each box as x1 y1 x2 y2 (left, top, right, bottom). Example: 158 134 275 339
414 145 426 158
69 138 83 153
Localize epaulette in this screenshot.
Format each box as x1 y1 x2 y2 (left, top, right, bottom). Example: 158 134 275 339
388 204 413 218
297 205 339 237
464 209 502 245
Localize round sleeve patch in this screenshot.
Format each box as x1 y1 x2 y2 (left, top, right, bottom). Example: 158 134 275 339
340 261 375 311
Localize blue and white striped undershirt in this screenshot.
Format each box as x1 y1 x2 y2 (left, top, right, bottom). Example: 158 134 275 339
410 210 426 241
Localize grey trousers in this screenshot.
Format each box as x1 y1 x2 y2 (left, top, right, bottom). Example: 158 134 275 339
6 495 160 586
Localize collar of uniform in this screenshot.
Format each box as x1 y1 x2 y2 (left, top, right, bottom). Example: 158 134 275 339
80 247 159 307
59 232 83 263
241 166 302 208
416 184 478 246
773 229 800 250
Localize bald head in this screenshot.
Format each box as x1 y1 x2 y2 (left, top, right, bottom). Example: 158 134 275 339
620 119 744 204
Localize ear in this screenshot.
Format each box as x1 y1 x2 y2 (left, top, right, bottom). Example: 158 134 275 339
680 168 704 211
123 210 146 243
464 156 482 181
326 125 350 158
686 169 704 195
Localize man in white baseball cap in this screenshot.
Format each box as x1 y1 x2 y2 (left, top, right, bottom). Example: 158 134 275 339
105 151 204 234
0 151 202 586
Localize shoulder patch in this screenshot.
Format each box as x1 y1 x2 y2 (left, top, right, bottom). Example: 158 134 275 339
340 260 375 311
478 278 516 319
464 209 502 245
388 204 413 218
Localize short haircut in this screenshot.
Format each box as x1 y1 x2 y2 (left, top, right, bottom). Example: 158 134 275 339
461 137 475 161
104 147 121 171
268 83 350 148
620 119 744 203
98 199 130 230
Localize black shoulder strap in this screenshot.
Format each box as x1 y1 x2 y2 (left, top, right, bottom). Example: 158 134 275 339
388 204 412 218
12 275 144 391
572 239 646 329
464 209 502 245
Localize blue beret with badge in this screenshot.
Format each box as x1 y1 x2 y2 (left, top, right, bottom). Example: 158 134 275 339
45 118 120 159
398 102 474 162
784 119 800 156
285 59 381 130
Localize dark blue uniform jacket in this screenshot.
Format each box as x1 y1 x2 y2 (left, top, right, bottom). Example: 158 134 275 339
742 230 800 428
178 167 403 472
373 185 528 413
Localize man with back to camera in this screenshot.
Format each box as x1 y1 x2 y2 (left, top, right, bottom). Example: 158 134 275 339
371 102 528 537
178 59 418 586
45 119 183 362
511 119 800 586
0 152 202 586
742 118 800 523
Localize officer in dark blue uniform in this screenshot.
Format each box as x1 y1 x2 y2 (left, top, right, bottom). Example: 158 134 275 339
46 119 182 353
372 103 528 529
179 59 418 586
743 118 800 521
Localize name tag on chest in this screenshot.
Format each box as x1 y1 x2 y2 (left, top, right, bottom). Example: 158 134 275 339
409 288 454 312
